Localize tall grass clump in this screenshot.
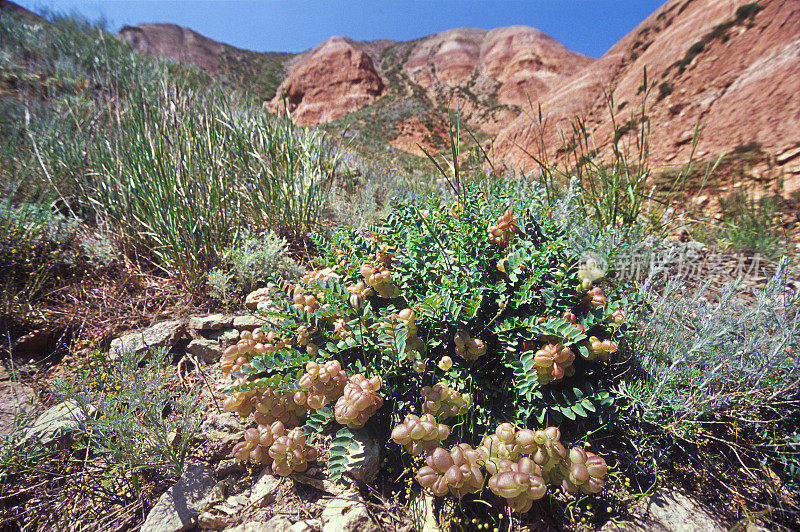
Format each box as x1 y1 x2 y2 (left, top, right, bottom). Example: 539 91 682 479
225 105 342 237
717 187 787 258
0 12 345 292
83 83 340 290
519 70 721 233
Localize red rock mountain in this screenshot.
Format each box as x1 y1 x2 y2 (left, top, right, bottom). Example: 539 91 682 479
119 23 227 73
400 26 593 135
117 2 799 177
493 0 800 174
269 37 386 126
405 26 592 107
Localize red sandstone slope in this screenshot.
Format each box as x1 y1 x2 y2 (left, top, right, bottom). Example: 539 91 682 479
493 0 800 173
268 37 386 126
406 26 593 106
119 23 227 73
402 26 593 134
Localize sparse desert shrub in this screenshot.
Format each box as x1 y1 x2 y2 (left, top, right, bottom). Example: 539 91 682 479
618 256 800 523
208 229 301 307
54 347 204 479
0 198 77 319
620 256 799 431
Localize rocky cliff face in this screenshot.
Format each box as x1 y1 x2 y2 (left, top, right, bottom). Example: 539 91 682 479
400 26 593 135
405 26 593 106
119 23 228 73
117 3 800 177
268 37 386 126
493 0 800 174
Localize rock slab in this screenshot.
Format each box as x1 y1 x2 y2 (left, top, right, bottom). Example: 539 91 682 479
188 314 233 331
232 315 265 330
345 430 381 484
141 463 215 532
110 320 185 359
321 493 380 532
185 338 223 364
601 489 727 532
23 400 93 446
249 468 282 505
0 377 34 435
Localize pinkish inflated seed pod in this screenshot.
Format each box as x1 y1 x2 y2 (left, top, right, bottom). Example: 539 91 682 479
496 423 516 444
533 343 576 384
557 447 608 495
416 444 484 498
453 332 487 361
583 286 606 309
334 374 383 428
581 336 618 362
249 387 307 428
390 413 451 455
488 456 547 513
420 383 472 420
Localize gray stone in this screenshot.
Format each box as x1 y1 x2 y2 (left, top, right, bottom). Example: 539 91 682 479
257 300 276 312
23 400 93 446
188 314 234 331
201 412 246 434
601 489 727 532
250 468 282 505
141 463 215 532
185 338 223 364
264 516 293 532
214 458 242 477
344 430 381 484
225 494 248 507
226 522 274 532
245 288 270 311
290 521 316 532
233 315 266 330
321 493 379 532
0 379 35 434
110 320 185 360
293 473 340 494
208 329 240 347
196 511 237 530
205 481 227 505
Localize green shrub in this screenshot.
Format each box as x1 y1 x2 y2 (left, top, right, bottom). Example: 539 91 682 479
207 229 301 307
218 181 632 515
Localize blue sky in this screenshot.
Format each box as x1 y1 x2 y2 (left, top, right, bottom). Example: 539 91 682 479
22 1 666 58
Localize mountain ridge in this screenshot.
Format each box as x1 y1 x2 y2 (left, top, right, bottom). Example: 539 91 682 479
115 1 800 182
